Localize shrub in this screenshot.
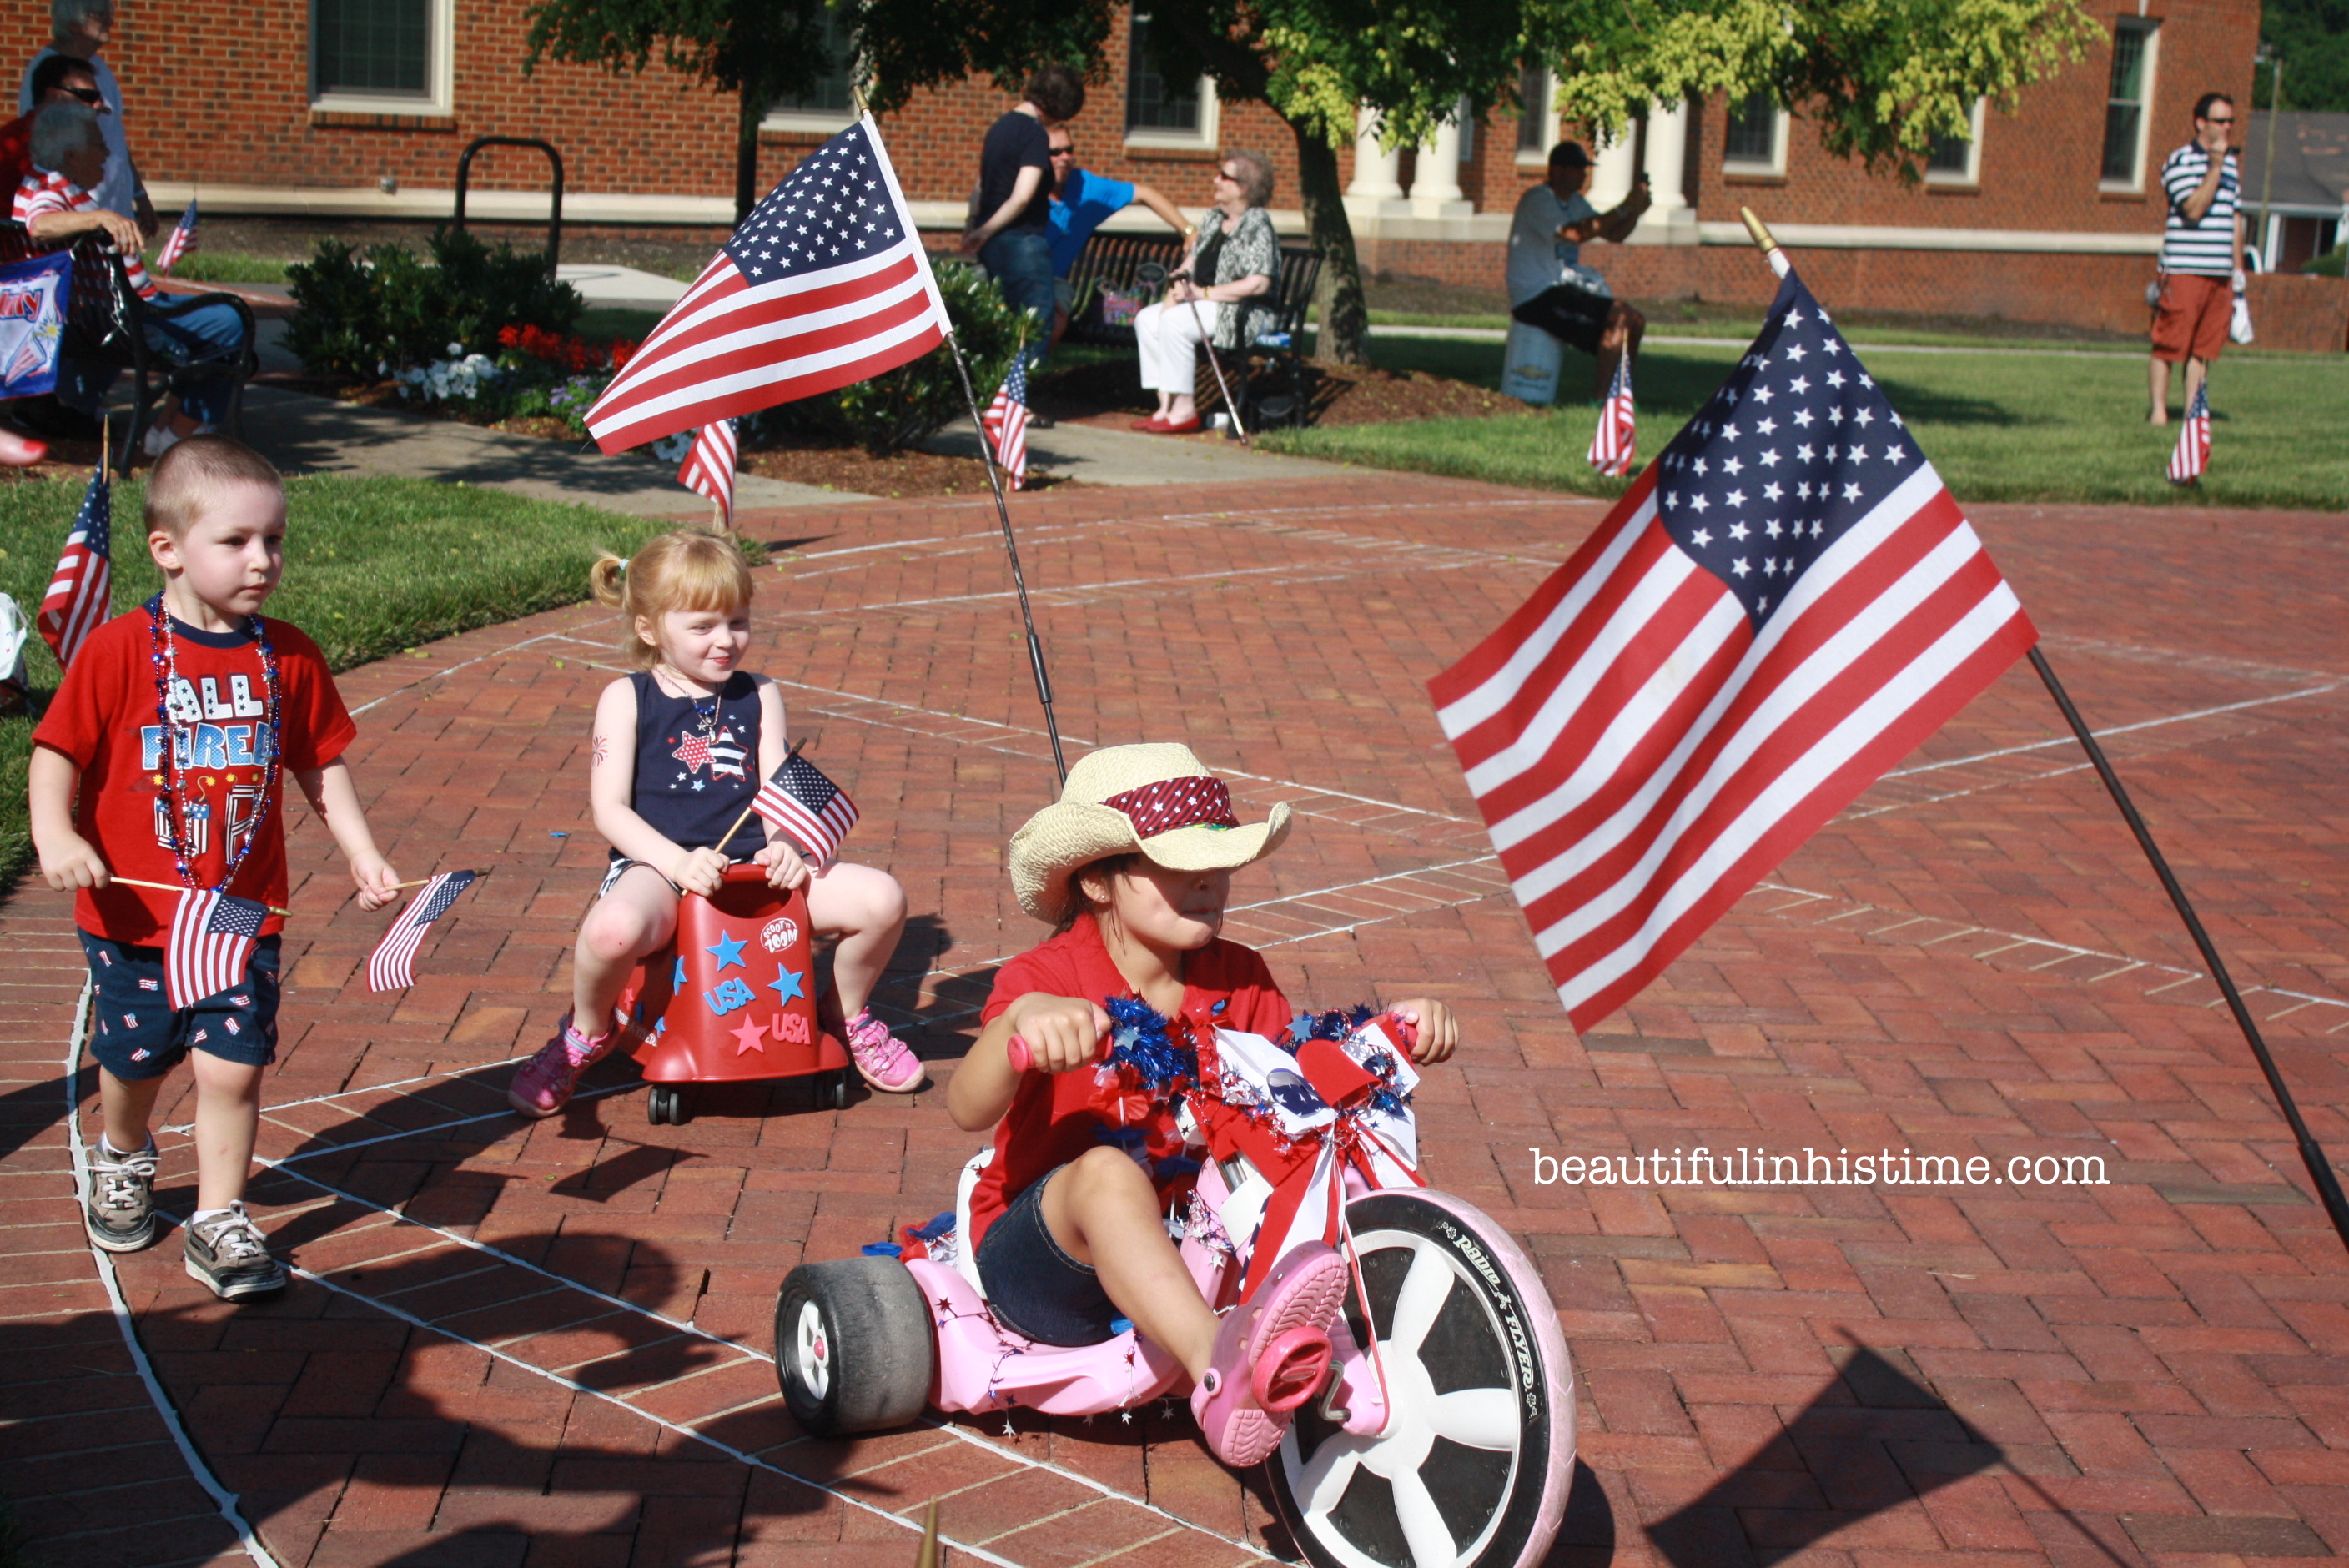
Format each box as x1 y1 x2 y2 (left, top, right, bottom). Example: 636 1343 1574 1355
767 259 1033 454
285 228 586 379
2303 245 2345 278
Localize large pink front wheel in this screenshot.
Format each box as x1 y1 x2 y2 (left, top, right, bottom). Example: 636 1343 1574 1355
1267 1189 1577 1568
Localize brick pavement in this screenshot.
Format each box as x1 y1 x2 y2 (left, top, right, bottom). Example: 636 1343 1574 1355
2 472 2344 1568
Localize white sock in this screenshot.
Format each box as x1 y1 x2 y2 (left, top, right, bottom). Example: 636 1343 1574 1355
98 1136 153 1160
189 1206 237 1227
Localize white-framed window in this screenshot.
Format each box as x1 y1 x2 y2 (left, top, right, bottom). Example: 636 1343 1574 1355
310 0 453 116
1124 12 1218 148
2100 18 2158 191
1515 67 1556 166
1722 92 1788 176
1924 98 1986 185
764 10 857 133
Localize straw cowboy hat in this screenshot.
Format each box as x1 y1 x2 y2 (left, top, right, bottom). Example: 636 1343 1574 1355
1009 743 1292 923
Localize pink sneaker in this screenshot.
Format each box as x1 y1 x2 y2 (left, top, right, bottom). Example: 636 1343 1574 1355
507 1014 614 1118
844 1008 923 1093
1190 1242 1348 1469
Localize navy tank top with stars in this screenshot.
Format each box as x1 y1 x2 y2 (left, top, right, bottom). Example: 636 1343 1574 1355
621 670 767 862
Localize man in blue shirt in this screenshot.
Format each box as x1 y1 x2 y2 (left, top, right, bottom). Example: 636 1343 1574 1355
1507 141 1650 398
1044 125 1192 352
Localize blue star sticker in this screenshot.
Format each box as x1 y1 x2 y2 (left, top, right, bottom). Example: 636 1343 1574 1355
769 966 806 1003
672 955 687 988
706 932 747 972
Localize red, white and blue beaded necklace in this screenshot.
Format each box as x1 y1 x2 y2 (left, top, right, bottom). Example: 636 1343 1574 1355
145 593 282 891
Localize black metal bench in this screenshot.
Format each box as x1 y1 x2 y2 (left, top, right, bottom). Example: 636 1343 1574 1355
1235 245 1321 429
0 219 259 472
1062 232 1189 347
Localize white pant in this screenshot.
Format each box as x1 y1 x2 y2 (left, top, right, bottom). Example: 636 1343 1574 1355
1134 298 1214 395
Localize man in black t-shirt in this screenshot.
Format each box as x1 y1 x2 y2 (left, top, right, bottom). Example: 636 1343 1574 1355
962 63 1086 367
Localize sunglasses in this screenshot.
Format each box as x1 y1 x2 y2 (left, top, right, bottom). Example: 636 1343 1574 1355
1050 145 1075 157
57 85 101 104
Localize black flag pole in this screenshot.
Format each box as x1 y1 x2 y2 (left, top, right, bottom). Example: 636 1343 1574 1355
943 326 1069 785
1735 205 2349 1257
2030 648 2349 1253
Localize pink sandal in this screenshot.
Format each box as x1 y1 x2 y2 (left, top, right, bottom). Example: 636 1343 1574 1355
1190 1241 1348 1468
507 1013 616 1118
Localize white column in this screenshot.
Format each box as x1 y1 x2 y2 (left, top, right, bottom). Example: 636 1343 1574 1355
1588 128 1638 211
1347 107 1404 200
1642 100 1689 212
1410 117 1465 210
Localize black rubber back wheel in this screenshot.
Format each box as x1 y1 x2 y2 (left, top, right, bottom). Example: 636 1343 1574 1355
775 1255 937 1435
1266 1189 1577 1568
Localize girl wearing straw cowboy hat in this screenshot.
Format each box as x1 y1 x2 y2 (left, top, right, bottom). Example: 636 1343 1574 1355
944 743 1459 1469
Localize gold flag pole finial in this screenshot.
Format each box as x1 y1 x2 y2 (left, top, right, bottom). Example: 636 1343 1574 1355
1738 206 1791 279
913 1502 939 1568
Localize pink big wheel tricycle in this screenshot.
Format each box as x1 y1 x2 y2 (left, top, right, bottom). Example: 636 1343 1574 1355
774 1008 1577 1568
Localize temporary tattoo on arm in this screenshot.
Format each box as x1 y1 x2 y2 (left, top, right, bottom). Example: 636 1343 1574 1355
591 733 611 768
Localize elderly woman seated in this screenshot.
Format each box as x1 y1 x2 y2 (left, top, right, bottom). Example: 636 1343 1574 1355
1130 148 1279 435
14 99 248 457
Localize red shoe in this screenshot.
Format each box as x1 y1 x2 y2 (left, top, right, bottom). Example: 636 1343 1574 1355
1130 414 1170 431
1154 416 1202 435
0 427 47 466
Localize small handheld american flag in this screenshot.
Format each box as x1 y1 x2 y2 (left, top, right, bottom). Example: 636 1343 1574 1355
982 354 1031 490
154 197 198 276
165 888 267 1010
367 870 480 992
38 465 109 669
751 752 860 863
2165 380 2210 485
1587 355 1637 477
678 419 738 524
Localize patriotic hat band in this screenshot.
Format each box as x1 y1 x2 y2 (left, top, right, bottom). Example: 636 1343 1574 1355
1009 743 1291 924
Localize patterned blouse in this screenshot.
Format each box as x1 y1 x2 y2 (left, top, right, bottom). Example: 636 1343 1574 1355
1197 204 1280 349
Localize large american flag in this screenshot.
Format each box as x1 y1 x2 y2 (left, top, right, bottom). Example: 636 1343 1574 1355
154 197 199 276
679 419 738 523
165 888 268 1010
38 466 109 669
983 354 1031 490
2166 380 2210 485
586 117 948 453
366 870 480 992
1587 354 1636 477
751 752 860 864
1430 269 2037 1030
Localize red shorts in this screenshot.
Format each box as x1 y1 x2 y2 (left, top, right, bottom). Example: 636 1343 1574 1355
2150 271 2231 364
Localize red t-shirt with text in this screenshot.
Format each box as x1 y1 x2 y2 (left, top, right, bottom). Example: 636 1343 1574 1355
33 608 355 942
970 912 1292 1250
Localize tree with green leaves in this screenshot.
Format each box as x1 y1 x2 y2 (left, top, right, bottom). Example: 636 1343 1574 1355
2257 0 2349 112
855 0 2100 366
522 0 837 224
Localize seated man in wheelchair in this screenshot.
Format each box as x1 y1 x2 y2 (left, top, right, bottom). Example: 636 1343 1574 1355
945 742 1458 1469
15 100 247 456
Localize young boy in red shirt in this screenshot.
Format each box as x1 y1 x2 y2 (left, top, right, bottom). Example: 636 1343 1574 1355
30 436 400 1299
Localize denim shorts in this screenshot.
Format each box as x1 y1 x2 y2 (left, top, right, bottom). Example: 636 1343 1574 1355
976 1165 1121 1346
78 930 281 1080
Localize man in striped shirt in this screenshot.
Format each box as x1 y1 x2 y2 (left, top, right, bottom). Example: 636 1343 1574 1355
14 101 246 454
2148 93 2244 425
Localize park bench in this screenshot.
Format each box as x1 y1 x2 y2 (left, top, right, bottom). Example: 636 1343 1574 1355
0 219 260 473
1064 232 1321 429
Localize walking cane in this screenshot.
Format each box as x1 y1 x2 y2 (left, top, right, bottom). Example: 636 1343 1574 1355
1179 275 1249 445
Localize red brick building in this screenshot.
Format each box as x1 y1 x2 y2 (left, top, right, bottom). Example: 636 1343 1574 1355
23 0 2273 334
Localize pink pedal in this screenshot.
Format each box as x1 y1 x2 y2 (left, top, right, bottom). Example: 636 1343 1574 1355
1251 1325 1334 1413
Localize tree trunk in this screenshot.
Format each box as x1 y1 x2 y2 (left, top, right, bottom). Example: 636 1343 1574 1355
735 85 763 224
1288 114 1371 367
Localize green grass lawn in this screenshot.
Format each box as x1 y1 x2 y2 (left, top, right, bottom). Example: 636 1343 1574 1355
153 250 292 285
1266 334 2349 511
2 476 727 889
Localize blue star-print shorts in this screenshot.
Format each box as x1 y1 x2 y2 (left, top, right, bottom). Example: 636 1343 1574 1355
78 931 282 1080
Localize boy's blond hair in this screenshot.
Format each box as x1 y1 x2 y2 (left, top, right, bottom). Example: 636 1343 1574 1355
590 530 755 670
144 435 284 540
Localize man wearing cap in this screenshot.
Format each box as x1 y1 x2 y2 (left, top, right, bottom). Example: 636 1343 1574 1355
1507 140 1651 397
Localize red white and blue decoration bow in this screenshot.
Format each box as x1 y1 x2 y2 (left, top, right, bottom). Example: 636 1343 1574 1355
367 870 481 992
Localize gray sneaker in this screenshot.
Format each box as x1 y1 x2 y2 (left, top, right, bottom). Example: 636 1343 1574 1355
183 1203 287 1299
85 1141 159 1253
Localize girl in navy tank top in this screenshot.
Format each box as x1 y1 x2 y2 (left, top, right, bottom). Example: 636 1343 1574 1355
507 531 922 1118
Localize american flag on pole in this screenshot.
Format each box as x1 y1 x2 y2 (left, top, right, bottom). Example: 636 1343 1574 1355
1430 269 2037 1031
585 117 948 453
2165 379 2210 485
165 888 268 1010
366 870 480 992
38 465 109 669
154 197 199 276
982 354 1032 490
749 752 860 864
1587 354 1637 476
678 419 739 523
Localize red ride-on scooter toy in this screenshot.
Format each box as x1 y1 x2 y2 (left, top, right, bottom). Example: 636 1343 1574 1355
611 863 854 1125
775 1009 1577 1568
